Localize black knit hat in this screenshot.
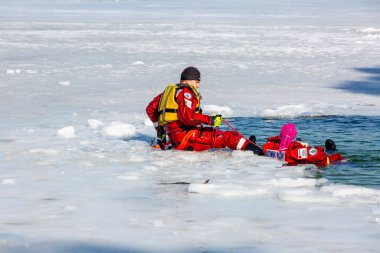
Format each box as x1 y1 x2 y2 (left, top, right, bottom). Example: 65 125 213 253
181 67 201 81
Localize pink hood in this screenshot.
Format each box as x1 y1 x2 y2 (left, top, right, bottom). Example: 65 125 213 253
279 123 297 151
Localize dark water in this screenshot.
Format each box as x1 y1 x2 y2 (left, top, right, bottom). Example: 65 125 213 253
223 116 380 189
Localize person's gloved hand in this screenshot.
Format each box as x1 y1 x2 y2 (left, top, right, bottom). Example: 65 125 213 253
211 114 222 127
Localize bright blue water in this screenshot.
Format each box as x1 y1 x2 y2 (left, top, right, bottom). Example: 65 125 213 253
223 116 380 189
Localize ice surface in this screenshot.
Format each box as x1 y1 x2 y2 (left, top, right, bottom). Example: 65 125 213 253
1 0 380 252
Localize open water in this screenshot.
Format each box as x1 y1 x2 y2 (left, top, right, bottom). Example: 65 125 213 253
225 116 380 189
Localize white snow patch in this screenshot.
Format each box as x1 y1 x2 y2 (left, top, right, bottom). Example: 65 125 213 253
203 105 234 116
88 119 103 129
57 126 76 138
1 178 16 185
360 27 380 33
102 121 136 138
58 81 71 86
132 61 145 65
6 69 21 74
364 34 380 39
260 104 317 118
144 118 153 126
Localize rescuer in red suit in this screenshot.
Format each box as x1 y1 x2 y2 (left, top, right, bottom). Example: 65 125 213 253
262 123 344 166
146 67 263 154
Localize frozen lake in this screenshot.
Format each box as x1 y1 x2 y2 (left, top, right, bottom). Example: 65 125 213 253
1 0 380 252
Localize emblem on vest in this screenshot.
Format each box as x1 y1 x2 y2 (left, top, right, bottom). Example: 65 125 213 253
308 148 317 156
184 93 192 99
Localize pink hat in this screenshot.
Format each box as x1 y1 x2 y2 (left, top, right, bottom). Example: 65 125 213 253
279 123 297 151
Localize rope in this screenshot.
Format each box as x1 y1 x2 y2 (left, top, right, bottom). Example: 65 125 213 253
222 119 262 149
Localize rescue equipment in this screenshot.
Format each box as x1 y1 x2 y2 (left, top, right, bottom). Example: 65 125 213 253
158 83 201 126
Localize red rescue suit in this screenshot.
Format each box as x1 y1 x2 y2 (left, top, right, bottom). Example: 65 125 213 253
146 85 249 151
263 136 344 166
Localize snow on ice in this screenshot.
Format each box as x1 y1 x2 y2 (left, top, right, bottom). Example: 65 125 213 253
57 126 76 139
101 121 136 138
132 61 145 66
6 69 21 75
88 119 103 129
203 105 234 116
1 178 16 185
1 0 380 252
58 80 71 86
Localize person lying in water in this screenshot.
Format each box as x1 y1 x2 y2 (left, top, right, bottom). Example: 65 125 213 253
261 123 344 166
